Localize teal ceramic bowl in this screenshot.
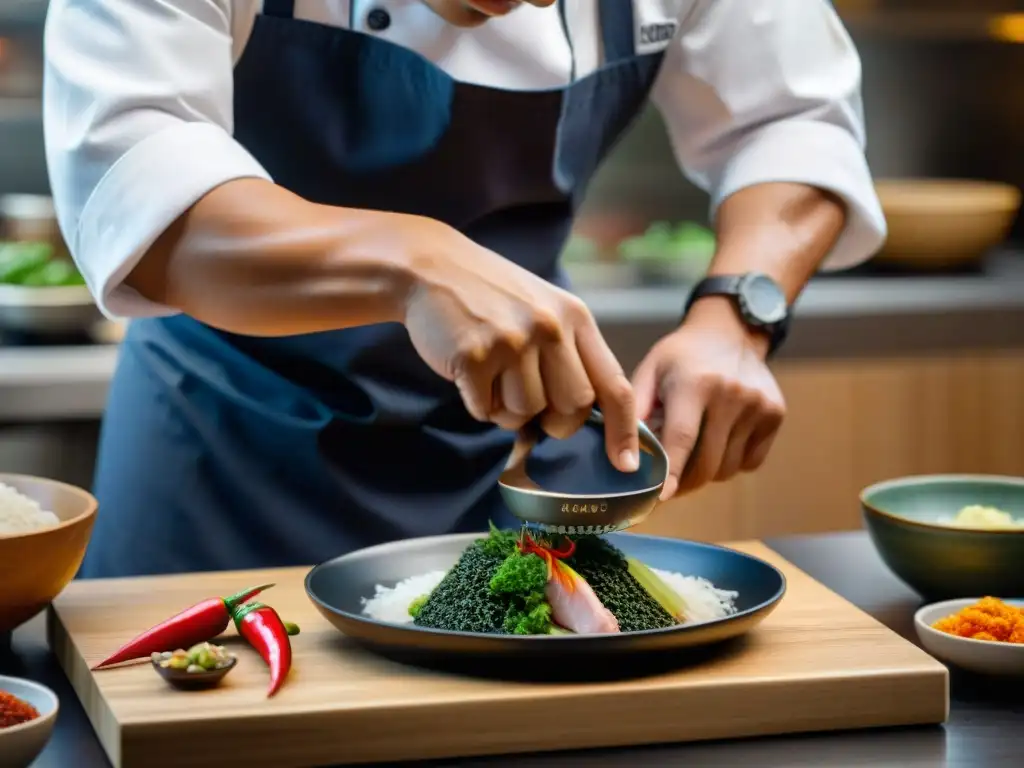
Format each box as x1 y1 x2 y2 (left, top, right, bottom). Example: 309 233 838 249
861 474 1024 600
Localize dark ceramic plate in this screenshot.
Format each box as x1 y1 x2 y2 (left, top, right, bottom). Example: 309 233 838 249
305 533 785 676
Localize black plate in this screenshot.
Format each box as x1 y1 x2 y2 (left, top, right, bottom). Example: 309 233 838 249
305 532 785 677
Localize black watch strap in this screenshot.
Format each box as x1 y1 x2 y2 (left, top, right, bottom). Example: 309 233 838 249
685 276 744 310
683 274 791 357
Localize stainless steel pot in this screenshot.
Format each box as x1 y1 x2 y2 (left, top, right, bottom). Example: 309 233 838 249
0 284 102 335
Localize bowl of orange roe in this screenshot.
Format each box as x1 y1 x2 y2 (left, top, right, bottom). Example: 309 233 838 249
0 675 59 768
914 597 1024 676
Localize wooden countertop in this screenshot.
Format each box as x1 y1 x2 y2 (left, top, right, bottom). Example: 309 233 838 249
5 532 1021 767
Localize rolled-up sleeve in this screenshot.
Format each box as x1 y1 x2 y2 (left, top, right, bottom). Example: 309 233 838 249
652 0 887 271
43 0 271 318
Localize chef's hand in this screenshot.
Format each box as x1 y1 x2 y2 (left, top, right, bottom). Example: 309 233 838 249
402 218 640 473
631 297 786 499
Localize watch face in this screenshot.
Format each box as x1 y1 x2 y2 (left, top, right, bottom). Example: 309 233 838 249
740 273 787 324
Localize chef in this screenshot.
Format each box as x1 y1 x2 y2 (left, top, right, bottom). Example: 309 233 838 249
44 0 886 578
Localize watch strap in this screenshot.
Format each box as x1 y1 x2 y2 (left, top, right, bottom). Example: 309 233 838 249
683 275 743 315
683 274 790 357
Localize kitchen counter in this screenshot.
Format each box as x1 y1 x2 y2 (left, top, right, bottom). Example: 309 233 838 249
2 252 1024 422
4 531 1021 767
0 346 117 421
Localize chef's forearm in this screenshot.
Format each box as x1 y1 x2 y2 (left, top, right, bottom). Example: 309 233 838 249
705 182 847 302
681 182 847 355
125 178 421 337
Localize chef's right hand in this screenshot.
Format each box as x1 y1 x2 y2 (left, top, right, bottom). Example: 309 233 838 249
401 218 640 473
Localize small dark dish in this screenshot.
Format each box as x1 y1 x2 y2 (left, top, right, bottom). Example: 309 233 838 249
305 532 785 675
150 655 237 691
862 474 1024 600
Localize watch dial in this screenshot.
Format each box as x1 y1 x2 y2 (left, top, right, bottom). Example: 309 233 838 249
743 274 787 324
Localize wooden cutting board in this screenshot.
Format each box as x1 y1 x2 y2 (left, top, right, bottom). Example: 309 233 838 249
49 541 948 768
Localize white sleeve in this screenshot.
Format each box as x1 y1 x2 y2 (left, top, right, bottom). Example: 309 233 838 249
651 0 887 272
43 0 271 318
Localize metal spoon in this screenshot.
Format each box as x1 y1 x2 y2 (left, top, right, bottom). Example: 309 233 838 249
497 408 669 535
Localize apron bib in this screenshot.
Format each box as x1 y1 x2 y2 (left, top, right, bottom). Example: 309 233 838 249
83 1 665 577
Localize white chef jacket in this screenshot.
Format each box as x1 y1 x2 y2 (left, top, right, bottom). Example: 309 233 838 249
43 0 887 319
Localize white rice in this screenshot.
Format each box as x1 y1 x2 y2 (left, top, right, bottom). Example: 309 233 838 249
361 565 738 628
650 568 739 624
361 570 448 625
0 482 60 535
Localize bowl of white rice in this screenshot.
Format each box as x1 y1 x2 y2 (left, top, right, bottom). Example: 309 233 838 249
0 474 97 634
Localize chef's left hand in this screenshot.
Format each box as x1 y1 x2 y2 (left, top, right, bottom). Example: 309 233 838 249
631 297 786 500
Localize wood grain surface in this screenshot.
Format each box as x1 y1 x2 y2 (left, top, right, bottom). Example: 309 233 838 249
48 542 949 768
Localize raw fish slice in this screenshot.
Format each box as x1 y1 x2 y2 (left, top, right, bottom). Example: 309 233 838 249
545 561 620 634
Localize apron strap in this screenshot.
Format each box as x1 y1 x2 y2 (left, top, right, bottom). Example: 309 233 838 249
598 0 636 62
262 0 295 18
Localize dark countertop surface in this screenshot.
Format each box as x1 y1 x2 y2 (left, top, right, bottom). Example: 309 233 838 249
3 531 1021 767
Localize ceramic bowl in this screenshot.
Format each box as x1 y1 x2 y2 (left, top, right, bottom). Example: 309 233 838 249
0 675 59 768
874 179 1021 270
861 474 1024 600
914 598 1024 676
0 474 98 633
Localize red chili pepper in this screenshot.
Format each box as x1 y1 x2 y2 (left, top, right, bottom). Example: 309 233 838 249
518 531 576 560
232 601 292 697
92 583 274 670
547 537 576 559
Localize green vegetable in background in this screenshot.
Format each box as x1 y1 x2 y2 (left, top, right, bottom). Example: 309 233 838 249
20 259 86 287
0 242 53 284
0 241 86 287
560 234 600 264
618 221 716 263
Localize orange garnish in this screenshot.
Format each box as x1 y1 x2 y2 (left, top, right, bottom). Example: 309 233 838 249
931 597 1024 644
518 532 578 592
551 560 578 593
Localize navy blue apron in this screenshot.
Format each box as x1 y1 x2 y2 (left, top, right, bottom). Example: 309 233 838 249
81 1 665 578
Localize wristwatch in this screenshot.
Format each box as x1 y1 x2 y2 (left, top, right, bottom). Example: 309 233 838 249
683 272 791 356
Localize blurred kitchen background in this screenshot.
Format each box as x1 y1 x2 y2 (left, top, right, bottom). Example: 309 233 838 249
1 0 1023 543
